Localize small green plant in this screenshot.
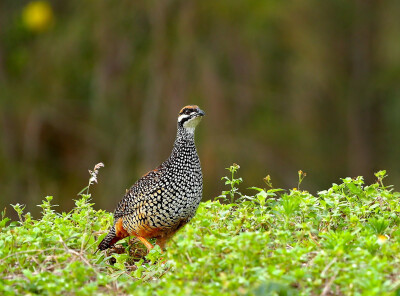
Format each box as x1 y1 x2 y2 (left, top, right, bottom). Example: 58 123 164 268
367 217 389 235
263 175 273 188
375 170 387 188
280 194 300 219
218 163 243 203
0 209 10 231
77 162 105 196
297 170 307 190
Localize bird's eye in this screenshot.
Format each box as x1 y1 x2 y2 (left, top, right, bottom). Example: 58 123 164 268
184 109 191 115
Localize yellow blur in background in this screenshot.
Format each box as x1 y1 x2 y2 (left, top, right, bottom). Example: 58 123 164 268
22 1 54 32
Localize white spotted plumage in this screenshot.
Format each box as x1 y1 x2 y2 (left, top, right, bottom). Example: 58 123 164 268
98 105 205 251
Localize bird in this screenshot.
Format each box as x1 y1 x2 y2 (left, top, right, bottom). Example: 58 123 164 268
98 105 205 252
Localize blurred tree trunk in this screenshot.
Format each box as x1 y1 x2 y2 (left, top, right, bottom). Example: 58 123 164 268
347 0 379 177
139 1 168 170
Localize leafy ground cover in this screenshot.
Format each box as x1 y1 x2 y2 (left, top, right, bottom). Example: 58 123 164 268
1 165 400 295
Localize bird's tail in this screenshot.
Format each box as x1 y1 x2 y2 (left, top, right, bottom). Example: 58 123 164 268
97 225 120 251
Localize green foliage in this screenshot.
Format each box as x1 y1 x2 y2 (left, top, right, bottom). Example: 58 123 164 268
1 168 400 295
2 0 400 227
219 163 243 203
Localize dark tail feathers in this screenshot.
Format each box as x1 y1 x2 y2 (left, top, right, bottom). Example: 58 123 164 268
97 226 119 251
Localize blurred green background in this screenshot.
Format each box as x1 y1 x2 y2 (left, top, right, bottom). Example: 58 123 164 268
1 0 400 218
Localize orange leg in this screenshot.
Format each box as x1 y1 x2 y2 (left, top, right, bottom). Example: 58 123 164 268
137 236 154 251
136 236 164 254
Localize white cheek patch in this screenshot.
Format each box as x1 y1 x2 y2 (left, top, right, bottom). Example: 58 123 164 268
178 114 190 123
183 116 202 133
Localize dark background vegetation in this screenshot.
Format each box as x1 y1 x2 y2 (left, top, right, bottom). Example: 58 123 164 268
1 0 400 218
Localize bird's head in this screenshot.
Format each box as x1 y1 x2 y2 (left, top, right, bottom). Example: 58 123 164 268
177 105 205 133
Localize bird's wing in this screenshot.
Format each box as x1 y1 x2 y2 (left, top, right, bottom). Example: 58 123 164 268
113 165 164 220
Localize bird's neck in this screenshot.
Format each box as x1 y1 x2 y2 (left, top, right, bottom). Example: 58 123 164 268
175 124 195 142
165 125 198 165
171 125 196 152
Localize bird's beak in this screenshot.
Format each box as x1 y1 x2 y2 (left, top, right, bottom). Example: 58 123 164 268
198 109 205 116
